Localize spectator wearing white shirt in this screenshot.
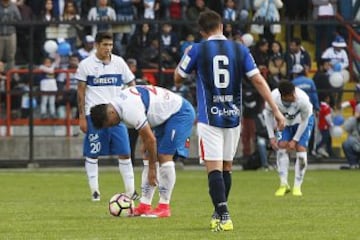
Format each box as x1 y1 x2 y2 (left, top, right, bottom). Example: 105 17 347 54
87 0 116 37
223 0 237 21
39 57 59 119
321 35 349 72
76 35 96 60
321 35 349 108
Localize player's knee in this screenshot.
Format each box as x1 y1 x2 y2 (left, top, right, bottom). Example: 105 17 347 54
278 141 288 149
296 145 307 152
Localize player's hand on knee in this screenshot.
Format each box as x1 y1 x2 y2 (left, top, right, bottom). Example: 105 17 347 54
270 138 279 151
287 140 297 151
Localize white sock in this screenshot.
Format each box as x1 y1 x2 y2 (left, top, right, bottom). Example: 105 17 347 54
294 152 308 188
140 160 159 205
276 149 289 186
85 157 99 193
158 161 176 205
118 158 135 197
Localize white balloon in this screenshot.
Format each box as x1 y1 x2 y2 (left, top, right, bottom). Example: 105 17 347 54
341 69 350 83
241 33 254 47
44 40 58 54
329 72 344 88
330 126 343 137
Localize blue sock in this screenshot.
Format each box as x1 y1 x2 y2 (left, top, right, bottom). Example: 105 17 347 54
223 171 232 200
208 170 228 216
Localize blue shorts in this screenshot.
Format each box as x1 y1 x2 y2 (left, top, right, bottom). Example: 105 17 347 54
83 115 131 158
153 99 195 158
279 115 315 148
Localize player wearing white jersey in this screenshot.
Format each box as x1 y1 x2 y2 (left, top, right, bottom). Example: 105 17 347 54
264 81 314 197
90 85 196 218
76 32 136 202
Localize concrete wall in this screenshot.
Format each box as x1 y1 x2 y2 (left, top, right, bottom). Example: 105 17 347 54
0 126 243 161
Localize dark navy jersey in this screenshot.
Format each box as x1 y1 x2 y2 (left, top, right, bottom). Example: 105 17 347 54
177 35 259 128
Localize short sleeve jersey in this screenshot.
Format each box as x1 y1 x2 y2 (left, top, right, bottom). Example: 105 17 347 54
111 86 183 130
265 87 313 126
176 35 259 128
75 54 135 115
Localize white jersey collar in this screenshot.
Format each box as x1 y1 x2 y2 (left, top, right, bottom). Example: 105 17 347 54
207 35 227 41
93 54 112 64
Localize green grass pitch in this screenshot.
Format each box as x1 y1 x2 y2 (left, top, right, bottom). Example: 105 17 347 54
1 168 360 240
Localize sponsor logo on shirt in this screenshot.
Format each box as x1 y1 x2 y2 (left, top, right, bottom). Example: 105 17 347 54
87 74 122 86
210 106 240 117
93 77 118 85
88 134 99 142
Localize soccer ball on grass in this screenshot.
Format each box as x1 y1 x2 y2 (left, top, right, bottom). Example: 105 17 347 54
109 193 134 217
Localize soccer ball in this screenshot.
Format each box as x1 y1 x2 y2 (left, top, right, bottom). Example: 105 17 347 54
108 193 134 217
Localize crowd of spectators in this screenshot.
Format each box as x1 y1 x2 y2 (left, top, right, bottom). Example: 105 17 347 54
0 0 359 165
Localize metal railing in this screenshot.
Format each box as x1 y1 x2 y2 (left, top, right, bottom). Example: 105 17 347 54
335 13 360 79
0 68 176 137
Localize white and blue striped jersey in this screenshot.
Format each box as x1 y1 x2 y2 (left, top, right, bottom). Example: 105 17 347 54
264 87 313 139
176 35 259 128
75 54 135 115
111 85 183 130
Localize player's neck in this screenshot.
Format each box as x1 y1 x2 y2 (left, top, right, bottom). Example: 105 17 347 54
96 53 111 65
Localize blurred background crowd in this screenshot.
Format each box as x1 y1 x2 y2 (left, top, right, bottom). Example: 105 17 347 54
0 0 359 166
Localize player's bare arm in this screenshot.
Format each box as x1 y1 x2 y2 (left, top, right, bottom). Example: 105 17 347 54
138 124 158 186
174 45 193 87
127 80 136 87
174 67 184 86
77 81 87 133
250 73 285 130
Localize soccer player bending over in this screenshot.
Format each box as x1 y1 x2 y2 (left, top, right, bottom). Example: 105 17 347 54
264 80 314 197
174 10 285 232
90 85 195 218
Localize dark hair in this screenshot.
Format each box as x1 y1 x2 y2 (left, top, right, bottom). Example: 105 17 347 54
278 80 295 96
271 40 283 54
95 32 113 43
257 38 268 47
319 57 331 65
198 10 222 34
290 37 301 46
90 104 109 129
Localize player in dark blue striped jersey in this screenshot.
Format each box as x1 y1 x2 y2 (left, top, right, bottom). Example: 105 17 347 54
174 10 285 232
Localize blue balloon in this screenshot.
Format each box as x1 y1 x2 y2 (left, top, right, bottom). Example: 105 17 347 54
333 115 344 126
332 63 342 72
57 42 71 56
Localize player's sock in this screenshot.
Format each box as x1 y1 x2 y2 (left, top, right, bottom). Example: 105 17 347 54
222 171 232 200
294 152 308 188
208 170 229 217
118 158 135 197
85 157 99 193
140 160 158 205
276 149 289 186
158 161 176 204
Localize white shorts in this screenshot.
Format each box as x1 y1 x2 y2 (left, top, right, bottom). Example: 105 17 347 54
197 122 241 164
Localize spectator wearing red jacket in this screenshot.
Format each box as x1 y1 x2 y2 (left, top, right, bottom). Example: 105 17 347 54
315 95 335 158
